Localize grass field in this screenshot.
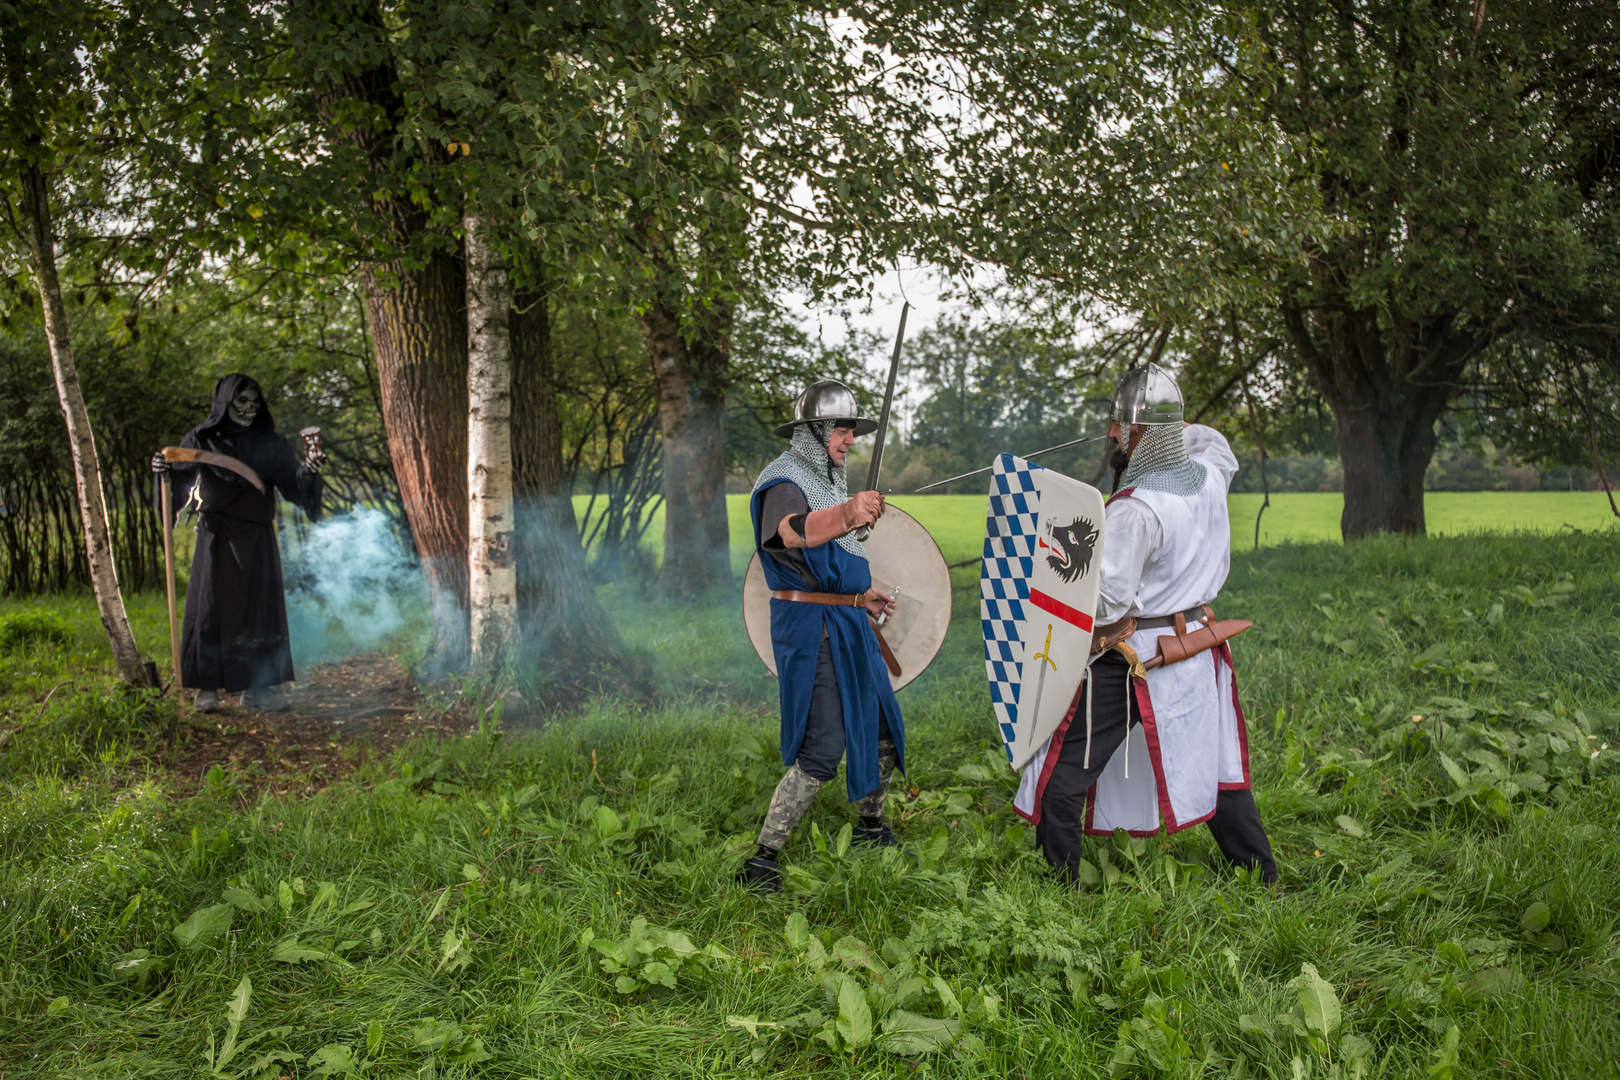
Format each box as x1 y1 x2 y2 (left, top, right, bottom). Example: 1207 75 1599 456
576 492 1620 572
1 529 1618 1078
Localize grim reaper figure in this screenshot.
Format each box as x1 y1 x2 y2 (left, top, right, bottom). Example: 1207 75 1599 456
151 374 325 713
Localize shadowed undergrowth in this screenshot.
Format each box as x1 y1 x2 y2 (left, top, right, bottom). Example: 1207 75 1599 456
1 531 1618 1078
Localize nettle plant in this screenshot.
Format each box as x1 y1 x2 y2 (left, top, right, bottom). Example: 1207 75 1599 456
580 917 732 996
726 912 1000 1062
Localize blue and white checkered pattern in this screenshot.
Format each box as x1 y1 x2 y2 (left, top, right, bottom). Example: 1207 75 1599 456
981 453 1041 757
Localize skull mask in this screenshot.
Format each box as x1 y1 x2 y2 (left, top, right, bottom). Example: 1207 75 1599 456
228 387 262 427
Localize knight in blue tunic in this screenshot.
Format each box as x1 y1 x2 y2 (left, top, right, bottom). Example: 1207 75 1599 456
740 379 906 893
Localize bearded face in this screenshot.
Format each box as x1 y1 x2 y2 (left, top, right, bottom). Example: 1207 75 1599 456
228 387 261 427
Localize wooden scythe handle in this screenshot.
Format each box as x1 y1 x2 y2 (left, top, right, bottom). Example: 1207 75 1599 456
160 474 183 690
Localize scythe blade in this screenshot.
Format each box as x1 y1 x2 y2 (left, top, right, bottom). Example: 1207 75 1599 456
161 447 266 493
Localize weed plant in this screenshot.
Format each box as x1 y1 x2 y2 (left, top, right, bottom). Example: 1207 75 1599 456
0 532 1617 1077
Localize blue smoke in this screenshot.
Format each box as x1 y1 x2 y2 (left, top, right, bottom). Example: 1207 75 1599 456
282 507 427 667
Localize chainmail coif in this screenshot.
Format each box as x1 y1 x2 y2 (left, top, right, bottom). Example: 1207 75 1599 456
752 421 867 559
1119 423 1207 497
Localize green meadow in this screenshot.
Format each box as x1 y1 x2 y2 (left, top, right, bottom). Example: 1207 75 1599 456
576 491 1620 572
2 525 1619 1077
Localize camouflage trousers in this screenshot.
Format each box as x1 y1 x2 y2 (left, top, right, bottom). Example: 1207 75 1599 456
756 738 899 852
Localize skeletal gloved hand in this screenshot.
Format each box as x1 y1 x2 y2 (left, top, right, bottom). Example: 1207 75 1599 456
303 449 327 473
151 450 170 474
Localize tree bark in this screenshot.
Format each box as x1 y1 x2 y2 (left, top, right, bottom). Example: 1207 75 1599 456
464 213 518 672
312 11 472 671
639 293 734 598
18 163 146 686
510 286 623 665
1282 299 1477 539
360 253 470 670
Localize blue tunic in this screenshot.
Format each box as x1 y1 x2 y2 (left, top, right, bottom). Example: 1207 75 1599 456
752 480 905 801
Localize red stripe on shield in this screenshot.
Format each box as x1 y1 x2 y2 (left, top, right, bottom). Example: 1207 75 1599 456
1029 589 1094 633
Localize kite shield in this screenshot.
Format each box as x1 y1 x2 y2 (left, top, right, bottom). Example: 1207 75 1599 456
981 453 1106 770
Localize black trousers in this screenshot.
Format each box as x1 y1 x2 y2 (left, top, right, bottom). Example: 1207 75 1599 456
1034 650 1277 883
796 637 892 783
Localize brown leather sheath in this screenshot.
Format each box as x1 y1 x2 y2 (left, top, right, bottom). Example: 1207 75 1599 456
769 589 902 678
1093 603 1252 671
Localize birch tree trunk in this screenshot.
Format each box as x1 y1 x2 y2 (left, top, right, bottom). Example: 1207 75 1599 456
18 163 147 686
464 212 519 672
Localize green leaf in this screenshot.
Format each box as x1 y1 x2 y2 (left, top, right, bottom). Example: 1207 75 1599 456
1428 1025 1461 1079
833 935 884 974
1334 815 1366 838
834 822 852 858
221 887 269 913
216 975 251 1070
784 912 810 950
1288 963 1341 1039
835 974 873 1050
273 939 335 964
1438 753 1469 789
595 804 623 839
109 949 166 985
879 1010 960 1055
366 1019 384 1056
173 903 234 951
1519 901 1551 932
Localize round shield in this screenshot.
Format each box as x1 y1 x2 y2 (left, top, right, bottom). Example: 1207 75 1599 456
742 504 952 692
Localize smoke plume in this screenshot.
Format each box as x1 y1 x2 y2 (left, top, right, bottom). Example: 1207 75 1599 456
282 507 426 667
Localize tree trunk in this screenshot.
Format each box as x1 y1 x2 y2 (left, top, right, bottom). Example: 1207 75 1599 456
19 163 146 686
1282 299 1475 539
510 286 623 666
464 214 518 672
639 295 734 598
360 253 470 670
312 17 472 672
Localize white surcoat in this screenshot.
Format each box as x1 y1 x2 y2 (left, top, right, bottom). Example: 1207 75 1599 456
1015 425 1251 834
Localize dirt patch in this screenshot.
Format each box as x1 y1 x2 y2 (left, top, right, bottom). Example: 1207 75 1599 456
158 654 471 798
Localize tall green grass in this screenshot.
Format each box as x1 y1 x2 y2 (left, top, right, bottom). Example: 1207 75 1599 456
1 531 1618 1077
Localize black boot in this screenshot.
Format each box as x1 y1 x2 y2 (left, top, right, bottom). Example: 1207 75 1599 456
852 824 897 848
739 855 782 893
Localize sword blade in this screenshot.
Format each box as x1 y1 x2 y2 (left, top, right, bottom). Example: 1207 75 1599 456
1026 652 1050 732
864 302 909 493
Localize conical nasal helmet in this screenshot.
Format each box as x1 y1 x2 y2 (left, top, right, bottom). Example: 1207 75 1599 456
1110 362 1184 426
774 378 878 438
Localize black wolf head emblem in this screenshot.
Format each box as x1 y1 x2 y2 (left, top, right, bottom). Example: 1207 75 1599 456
1042 516 1099 584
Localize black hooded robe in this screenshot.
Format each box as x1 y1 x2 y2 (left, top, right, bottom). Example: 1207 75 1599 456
167 374 323 692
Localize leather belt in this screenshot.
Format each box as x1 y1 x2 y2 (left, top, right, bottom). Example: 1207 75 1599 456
770 590 866 607
769 589 902 678
1133 605 1210 630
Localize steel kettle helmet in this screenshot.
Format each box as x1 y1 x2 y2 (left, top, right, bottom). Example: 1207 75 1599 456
1110 362 1184 426
773 378 877 438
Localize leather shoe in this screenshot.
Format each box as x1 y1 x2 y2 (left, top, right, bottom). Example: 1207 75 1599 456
241 687 290 713
738 855 782 893
852 824 898 848
193 689 219 714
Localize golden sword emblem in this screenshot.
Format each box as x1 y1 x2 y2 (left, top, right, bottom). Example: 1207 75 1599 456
1026 622 1057 731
